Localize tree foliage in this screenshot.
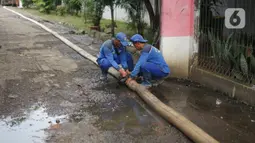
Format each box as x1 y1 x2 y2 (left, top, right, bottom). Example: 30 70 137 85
22 0 160 41
56 5 67 16
21 0 34 8
117 0 147 35
81 0 94 23
64 0 81 15
34 0 53 14
92 0 105 27
103 0 116 36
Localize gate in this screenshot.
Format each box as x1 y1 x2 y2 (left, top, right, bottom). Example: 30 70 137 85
197 0 255 85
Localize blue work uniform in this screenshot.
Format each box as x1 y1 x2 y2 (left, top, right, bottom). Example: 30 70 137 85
130 44 170 80
96 39 133 75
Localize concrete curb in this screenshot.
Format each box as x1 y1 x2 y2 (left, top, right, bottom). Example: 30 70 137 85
3 6 219 143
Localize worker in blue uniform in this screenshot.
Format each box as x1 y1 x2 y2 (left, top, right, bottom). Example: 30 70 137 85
126 34 170 88
97 32 134 81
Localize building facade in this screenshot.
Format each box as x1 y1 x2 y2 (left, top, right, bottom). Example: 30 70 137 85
160 0 255 105
160 0 194 78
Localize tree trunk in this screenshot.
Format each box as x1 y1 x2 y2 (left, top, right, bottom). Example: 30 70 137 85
93 1 104 30
143 0 155 30
152 0 161 49
152 27 160 49
110 3 115 37
154 0 160 30
94 17 101 27
137 20 144 36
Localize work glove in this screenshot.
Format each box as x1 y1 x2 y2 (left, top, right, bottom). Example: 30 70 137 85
119 68 127 77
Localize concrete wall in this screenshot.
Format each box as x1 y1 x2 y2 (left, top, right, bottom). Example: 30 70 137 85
18 0 22 8
102 0 160 25
190 68 255 105
102 6 150 25
160 0 195 78
189 0 255 105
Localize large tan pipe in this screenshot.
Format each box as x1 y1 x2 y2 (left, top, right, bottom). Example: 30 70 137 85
4 7 219 143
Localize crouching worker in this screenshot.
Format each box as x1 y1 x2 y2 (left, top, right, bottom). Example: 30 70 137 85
96 32 134 81
126 34 170 88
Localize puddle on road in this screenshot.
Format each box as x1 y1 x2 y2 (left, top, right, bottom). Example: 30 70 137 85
85 93 170 137
82 81 175 138
151 78 255 143
0 105 67 143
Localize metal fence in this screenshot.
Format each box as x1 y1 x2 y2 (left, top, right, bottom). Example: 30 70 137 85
197 0 255 85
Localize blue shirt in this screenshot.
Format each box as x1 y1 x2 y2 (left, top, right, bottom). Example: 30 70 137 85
97 39 128 70
130 44 170 78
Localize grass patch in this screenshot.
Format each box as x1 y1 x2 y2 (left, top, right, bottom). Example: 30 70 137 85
100 19 135 36
12 8 136 37
13 8 91 30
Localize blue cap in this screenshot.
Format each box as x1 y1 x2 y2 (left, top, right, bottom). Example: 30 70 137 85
130 34 148 43
116 32 129 47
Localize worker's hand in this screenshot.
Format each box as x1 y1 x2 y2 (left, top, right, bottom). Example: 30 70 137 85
125 77 133 84
119 68 127 77
135 76 143 83
126 70 131 75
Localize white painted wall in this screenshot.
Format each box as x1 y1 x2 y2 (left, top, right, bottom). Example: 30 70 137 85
160 0 194 78
102 6 150 24
19 0 22 8
161 36 193 78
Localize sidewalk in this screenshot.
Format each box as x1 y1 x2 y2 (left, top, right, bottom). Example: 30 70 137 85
10 7 255 143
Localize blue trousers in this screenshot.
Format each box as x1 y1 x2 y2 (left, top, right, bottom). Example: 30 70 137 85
140 62 169 81
97 53 134 75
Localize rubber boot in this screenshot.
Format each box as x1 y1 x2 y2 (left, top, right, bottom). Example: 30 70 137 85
99 70 108 82
141 72 152 88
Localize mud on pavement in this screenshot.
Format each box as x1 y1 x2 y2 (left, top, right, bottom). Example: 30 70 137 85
0 7 194 143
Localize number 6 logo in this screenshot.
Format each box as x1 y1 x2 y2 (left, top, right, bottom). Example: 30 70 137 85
225 8 245 29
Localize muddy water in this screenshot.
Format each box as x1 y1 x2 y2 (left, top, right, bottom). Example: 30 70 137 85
0 104 67 143
47 81 192 143
151 78 255 143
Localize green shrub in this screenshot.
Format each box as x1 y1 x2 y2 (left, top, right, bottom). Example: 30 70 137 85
22 0 34 8
64 0 81 15
56 5 66 16
34 0 53 14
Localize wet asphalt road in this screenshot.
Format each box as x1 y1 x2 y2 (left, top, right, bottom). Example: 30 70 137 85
0 7 192 143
